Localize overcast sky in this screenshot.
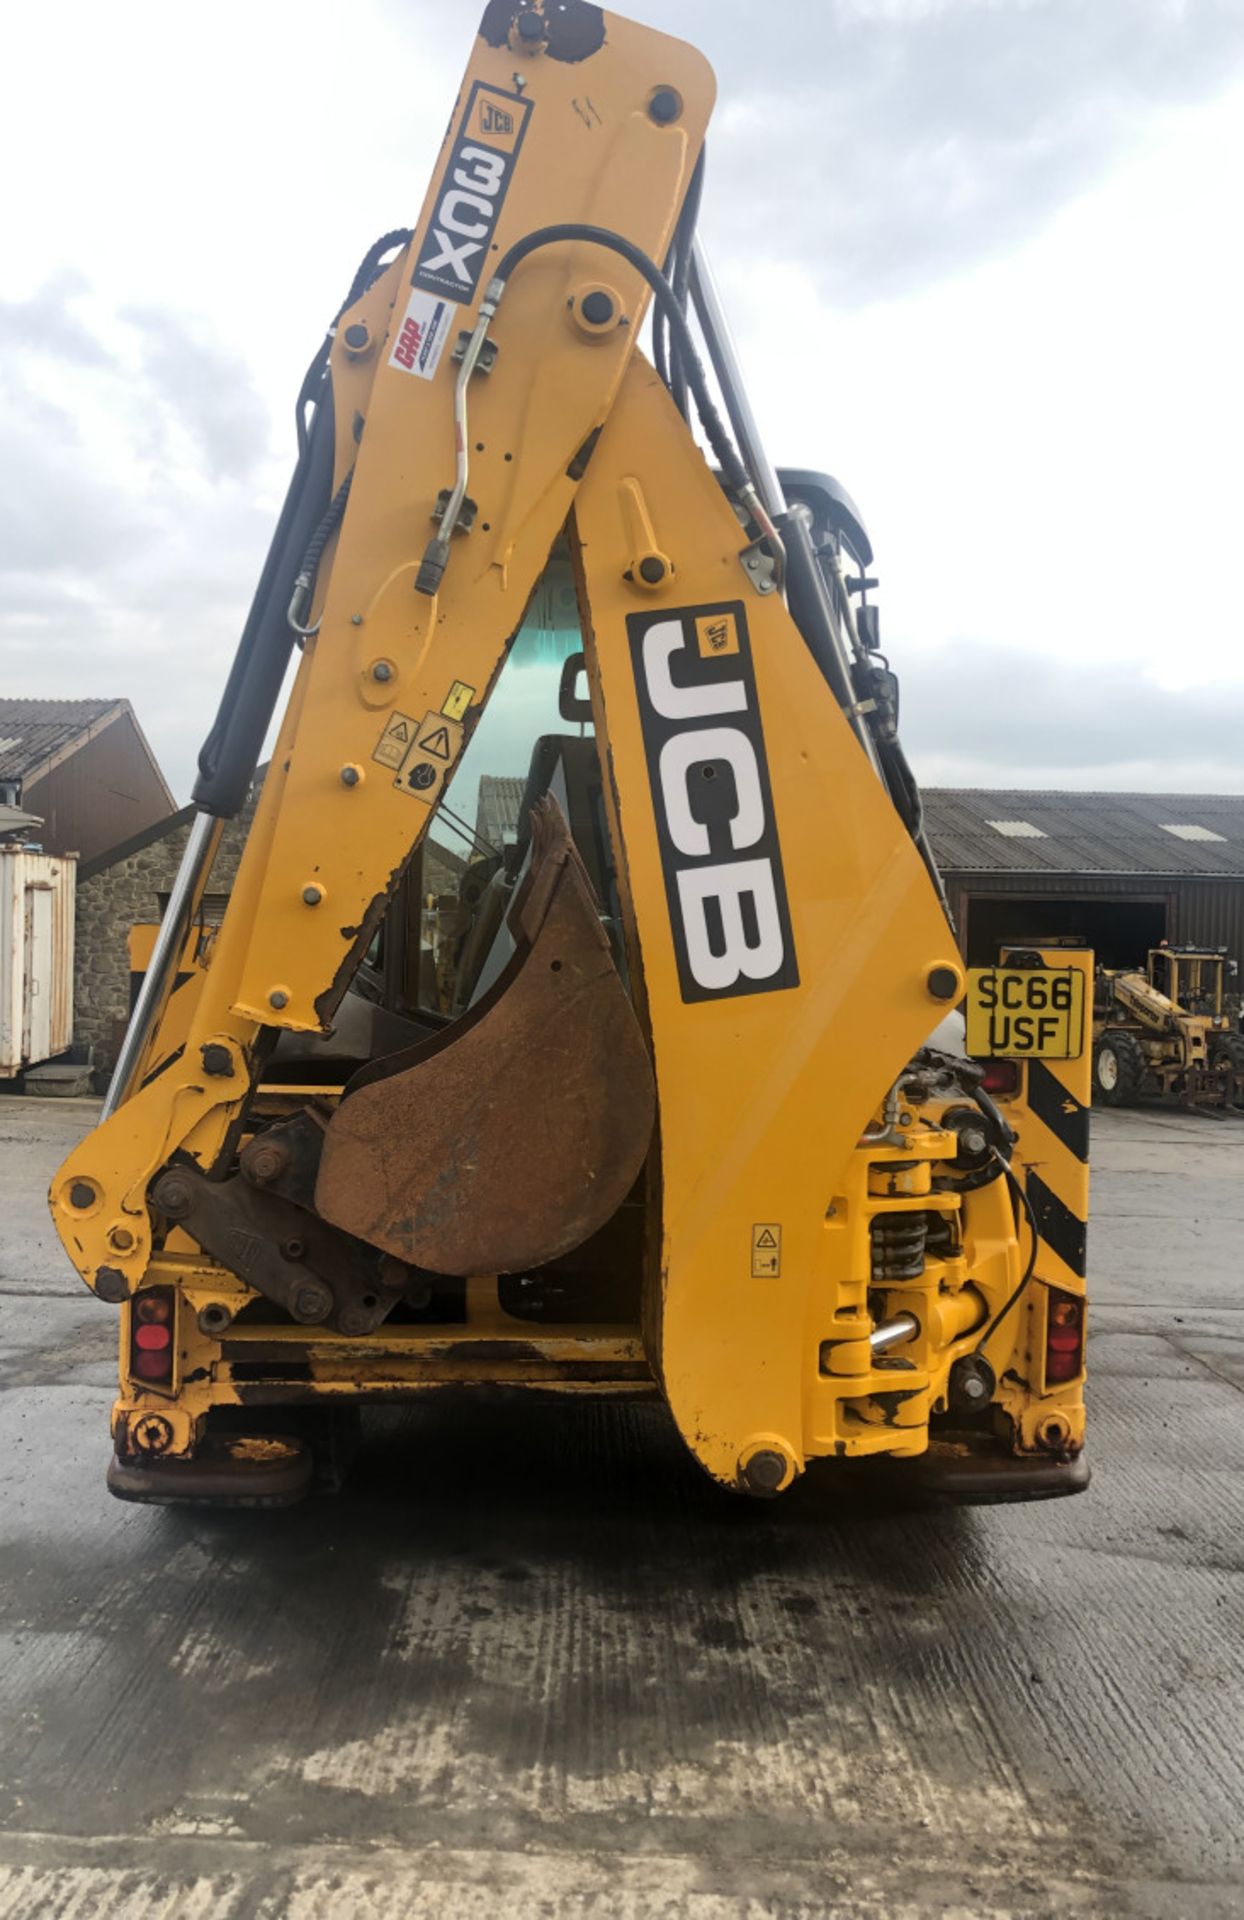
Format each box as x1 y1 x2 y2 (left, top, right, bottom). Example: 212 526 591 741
4 0 1244 801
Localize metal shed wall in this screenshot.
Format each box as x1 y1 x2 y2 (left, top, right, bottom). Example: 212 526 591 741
945 870 1244 971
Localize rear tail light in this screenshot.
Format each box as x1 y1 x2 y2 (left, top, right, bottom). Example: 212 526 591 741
1045 1289 1084 1383
130 1287 176 1387
979 1059 1021 1097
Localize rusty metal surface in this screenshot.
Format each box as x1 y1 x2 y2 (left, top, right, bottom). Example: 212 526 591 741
151 1165 411 1335
316 798 655 1276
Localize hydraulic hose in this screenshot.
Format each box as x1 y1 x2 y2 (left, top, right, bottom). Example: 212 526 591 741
492 224 751 496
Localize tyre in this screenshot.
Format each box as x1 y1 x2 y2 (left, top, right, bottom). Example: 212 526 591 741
1210 1033 1244 1075
1093 1029 1146 1106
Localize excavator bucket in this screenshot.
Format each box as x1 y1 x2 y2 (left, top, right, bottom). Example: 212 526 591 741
315 798 656 1276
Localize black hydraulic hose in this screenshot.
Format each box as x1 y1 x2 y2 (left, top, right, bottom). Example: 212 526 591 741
652 254 672 389
289 470 354 631
193 387 337 817
296 228 413 454
669 151 706 421
492 224 752 496
973 1166 1040 1352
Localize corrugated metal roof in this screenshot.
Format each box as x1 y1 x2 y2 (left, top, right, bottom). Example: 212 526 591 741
0 699 121 779
926 789 1244 877
475 776 526 851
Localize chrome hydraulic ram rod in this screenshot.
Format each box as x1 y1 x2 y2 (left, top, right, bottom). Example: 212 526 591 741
688 242 882 775
101 811 224 1120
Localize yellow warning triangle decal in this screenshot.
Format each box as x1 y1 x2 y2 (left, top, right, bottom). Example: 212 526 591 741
419 724 452 760
756 1228 778 1248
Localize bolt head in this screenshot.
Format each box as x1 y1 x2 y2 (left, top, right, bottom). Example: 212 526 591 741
648 86 683 125
371 660 394 683
516 8 546 40
200 1043 233 1078
108 1226 135 1253
246 1142 286 1184
580 290 615 326
94 1266 130 1304
350 613 363 626
302 885 323 907
741 1448 788 1496
154 1175 192 1220
340 765 361 788
69 1181 96 1211
293 1283 332 1323
269 989 289 1010
344 322 369 350
639 555 667 585
926 965 960 1002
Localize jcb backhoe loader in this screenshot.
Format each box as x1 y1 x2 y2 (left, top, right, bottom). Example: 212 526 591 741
49 0 1090 1507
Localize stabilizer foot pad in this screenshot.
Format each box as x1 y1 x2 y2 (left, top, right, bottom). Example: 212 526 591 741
895 1442 1090 1507
107 1435 313 1508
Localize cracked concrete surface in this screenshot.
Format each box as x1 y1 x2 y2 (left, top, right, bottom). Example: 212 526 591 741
0 1098 1241 1916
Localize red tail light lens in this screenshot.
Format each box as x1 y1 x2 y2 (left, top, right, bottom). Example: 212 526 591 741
980 1060 1021 1097
1045 1290 1084 1383
130 1287 176 1388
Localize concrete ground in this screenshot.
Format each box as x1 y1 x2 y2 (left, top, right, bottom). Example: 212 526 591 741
0 1099 1242 1918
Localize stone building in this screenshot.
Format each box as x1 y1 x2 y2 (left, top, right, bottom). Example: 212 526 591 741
74 789 261 1077
75 778 467 1081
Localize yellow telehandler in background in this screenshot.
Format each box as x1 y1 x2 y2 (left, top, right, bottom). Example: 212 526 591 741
49 0 1090 1509
1093 944 1244 1109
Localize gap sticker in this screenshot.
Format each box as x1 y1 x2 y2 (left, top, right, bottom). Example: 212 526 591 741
411 81 533 306
389 287 453 381
629 601 799 1004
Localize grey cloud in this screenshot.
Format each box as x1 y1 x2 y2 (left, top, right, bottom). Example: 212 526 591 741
378 0 1244 298
1 279 278 799
665 0 1244 300
118 304 271 482
898 642 1244 790
0 276 117 367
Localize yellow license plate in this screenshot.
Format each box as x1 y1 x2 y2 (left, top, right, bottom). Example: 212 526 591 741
965 966 1086 1060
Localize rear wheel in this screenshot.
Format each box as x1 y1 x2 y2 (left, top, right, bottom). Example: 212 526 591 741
1210 1033 1244 1074
1210 1033 1244 1103
1093 1029 1146 1106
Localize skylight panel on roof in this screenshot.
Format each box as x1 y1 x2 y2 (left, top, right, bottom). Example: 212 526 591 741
1160 824 1226 843
987 819 1047 839
0 738 21 754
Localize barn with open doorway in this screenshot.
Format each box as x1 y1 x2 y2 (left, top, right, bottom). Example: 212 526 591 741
924 790 1244 976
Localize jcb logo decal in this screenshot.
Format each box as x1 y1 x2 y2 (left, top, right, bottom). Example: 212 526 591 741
630 603 799 1003
413 82 531 305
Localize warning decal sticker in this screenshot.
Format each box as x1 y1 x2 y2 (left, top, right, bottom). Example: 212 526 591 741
373 712 419 771
752 1224 782 1278
394 711 464 804
441 680 475 722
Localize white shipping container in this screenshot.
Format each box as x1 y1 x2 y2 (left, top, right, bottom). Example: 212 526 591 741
0 848 77 1077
